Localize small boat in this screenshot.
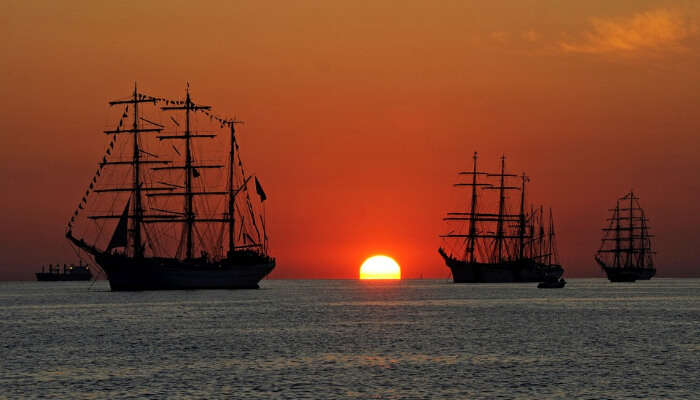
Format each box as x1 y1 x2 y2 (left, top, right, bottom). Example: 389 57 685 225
537 277 566 288
36 262 92 281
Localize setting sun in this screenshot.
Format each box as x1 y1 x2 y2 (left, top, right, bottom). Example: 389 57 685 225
359 255 401 280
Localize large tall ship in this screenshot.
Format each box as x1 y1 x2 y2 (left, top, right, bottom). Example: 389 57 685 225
595 192 656 282
66 84 275 290
438 153 564 283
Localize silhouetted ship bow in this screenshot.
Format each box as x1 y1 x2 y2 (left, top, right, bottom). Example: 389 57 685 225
66 84 275 291
595 192 656 282
439 153 564 283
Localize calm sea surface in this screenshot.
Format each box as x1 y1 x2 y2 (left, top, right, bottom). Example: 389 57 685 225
1 279 698 399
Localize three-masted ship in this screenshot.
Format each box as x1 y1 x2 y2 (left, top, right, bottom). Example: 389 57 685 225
66 84 275 290
439 153 564 283
595 192 656 282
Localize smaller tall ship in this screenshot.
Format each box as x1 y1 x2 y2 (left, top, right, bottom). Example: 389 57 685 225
36 262 92 281
65 84 275 291
438 153 564 283
595 191 656 282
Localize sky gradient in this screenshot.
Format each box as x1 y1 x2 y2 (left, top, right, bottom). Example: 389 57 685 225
2 0 700 279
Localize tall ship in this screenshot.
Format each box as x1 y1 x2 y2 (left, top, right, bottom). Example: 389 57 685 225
595 192 656 282
66 84 275 291
36 262 92 281
438 153 564 283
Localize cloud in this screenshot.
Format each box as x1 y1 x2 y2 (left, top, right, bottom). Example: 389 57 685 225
522 30 539 43
561 9 696 54
490 31 510 44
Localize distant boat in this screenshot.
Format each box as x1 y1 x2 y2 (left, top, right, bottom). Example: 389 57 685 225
538 277 566 289
595 191 656 282
66 84 275 291
438 153 564 283
36 262 92 281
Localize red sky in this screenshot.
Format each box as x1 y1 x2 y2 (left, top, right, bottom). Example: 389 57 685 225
2 0 700 279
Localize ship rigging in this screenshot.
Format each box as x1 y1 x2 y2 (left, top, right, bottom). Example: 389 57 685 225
439 153 563 283
595 191 656 282
66 84 274 290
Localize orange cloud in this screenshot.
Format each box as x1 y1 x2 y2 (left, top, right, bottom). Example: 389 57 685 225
522 30 539 43
490 31 511 44
561 9 696 54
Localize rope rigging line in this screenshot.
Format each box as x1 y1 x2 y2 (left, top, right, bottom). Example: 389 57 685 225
71 90 264 263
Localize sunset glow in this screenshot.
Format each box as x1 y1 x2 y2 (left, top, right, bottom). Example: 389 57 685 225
359 256 401 280
1 1 700 280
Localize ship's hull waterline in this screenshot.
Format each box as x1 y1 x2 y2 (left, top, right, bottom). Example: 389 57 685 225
439 249 563 283
35 273 92 282
95 253 275 291
601 265 656 282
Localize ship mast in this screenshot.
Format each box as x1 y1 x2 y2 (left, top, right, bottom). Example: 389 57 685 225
449 152 490 263
528 206 535 259
226 121 246 256
496 157 506 261
442 154 521 263
184 89 194 259
538 205 544 261
637 207 655 269
486 156 518 263
614 200 621 268
467 154 479 262
160 86 215 259
547 208 555 265
103 84 163 257
639 209 647 268
228 124 236 256
518 173 528 260
75 86 176 256
628 192 635 268
461 152 485 262
131 85 143 257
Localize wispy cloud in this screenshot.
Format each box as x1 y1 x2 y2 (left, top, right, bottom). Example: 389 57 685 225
490 31 510 45
522 30 539 43
561 9 696 54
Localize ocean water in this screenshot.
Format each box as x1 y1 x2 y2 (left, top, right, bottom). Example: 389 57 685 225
1 279 698 399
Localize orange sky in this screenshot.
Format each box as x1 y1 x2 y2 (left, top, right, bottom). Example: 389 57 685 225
2 0 700 279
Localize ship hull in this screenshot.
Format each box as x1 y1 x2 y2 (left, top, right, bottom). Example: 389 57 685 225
601 266 656 282
439 249 563 283
35 272 92 282
94 253 275 291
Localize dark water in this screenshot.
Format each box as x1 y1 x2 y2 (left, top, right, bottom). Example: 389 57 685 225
1 279 698 399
